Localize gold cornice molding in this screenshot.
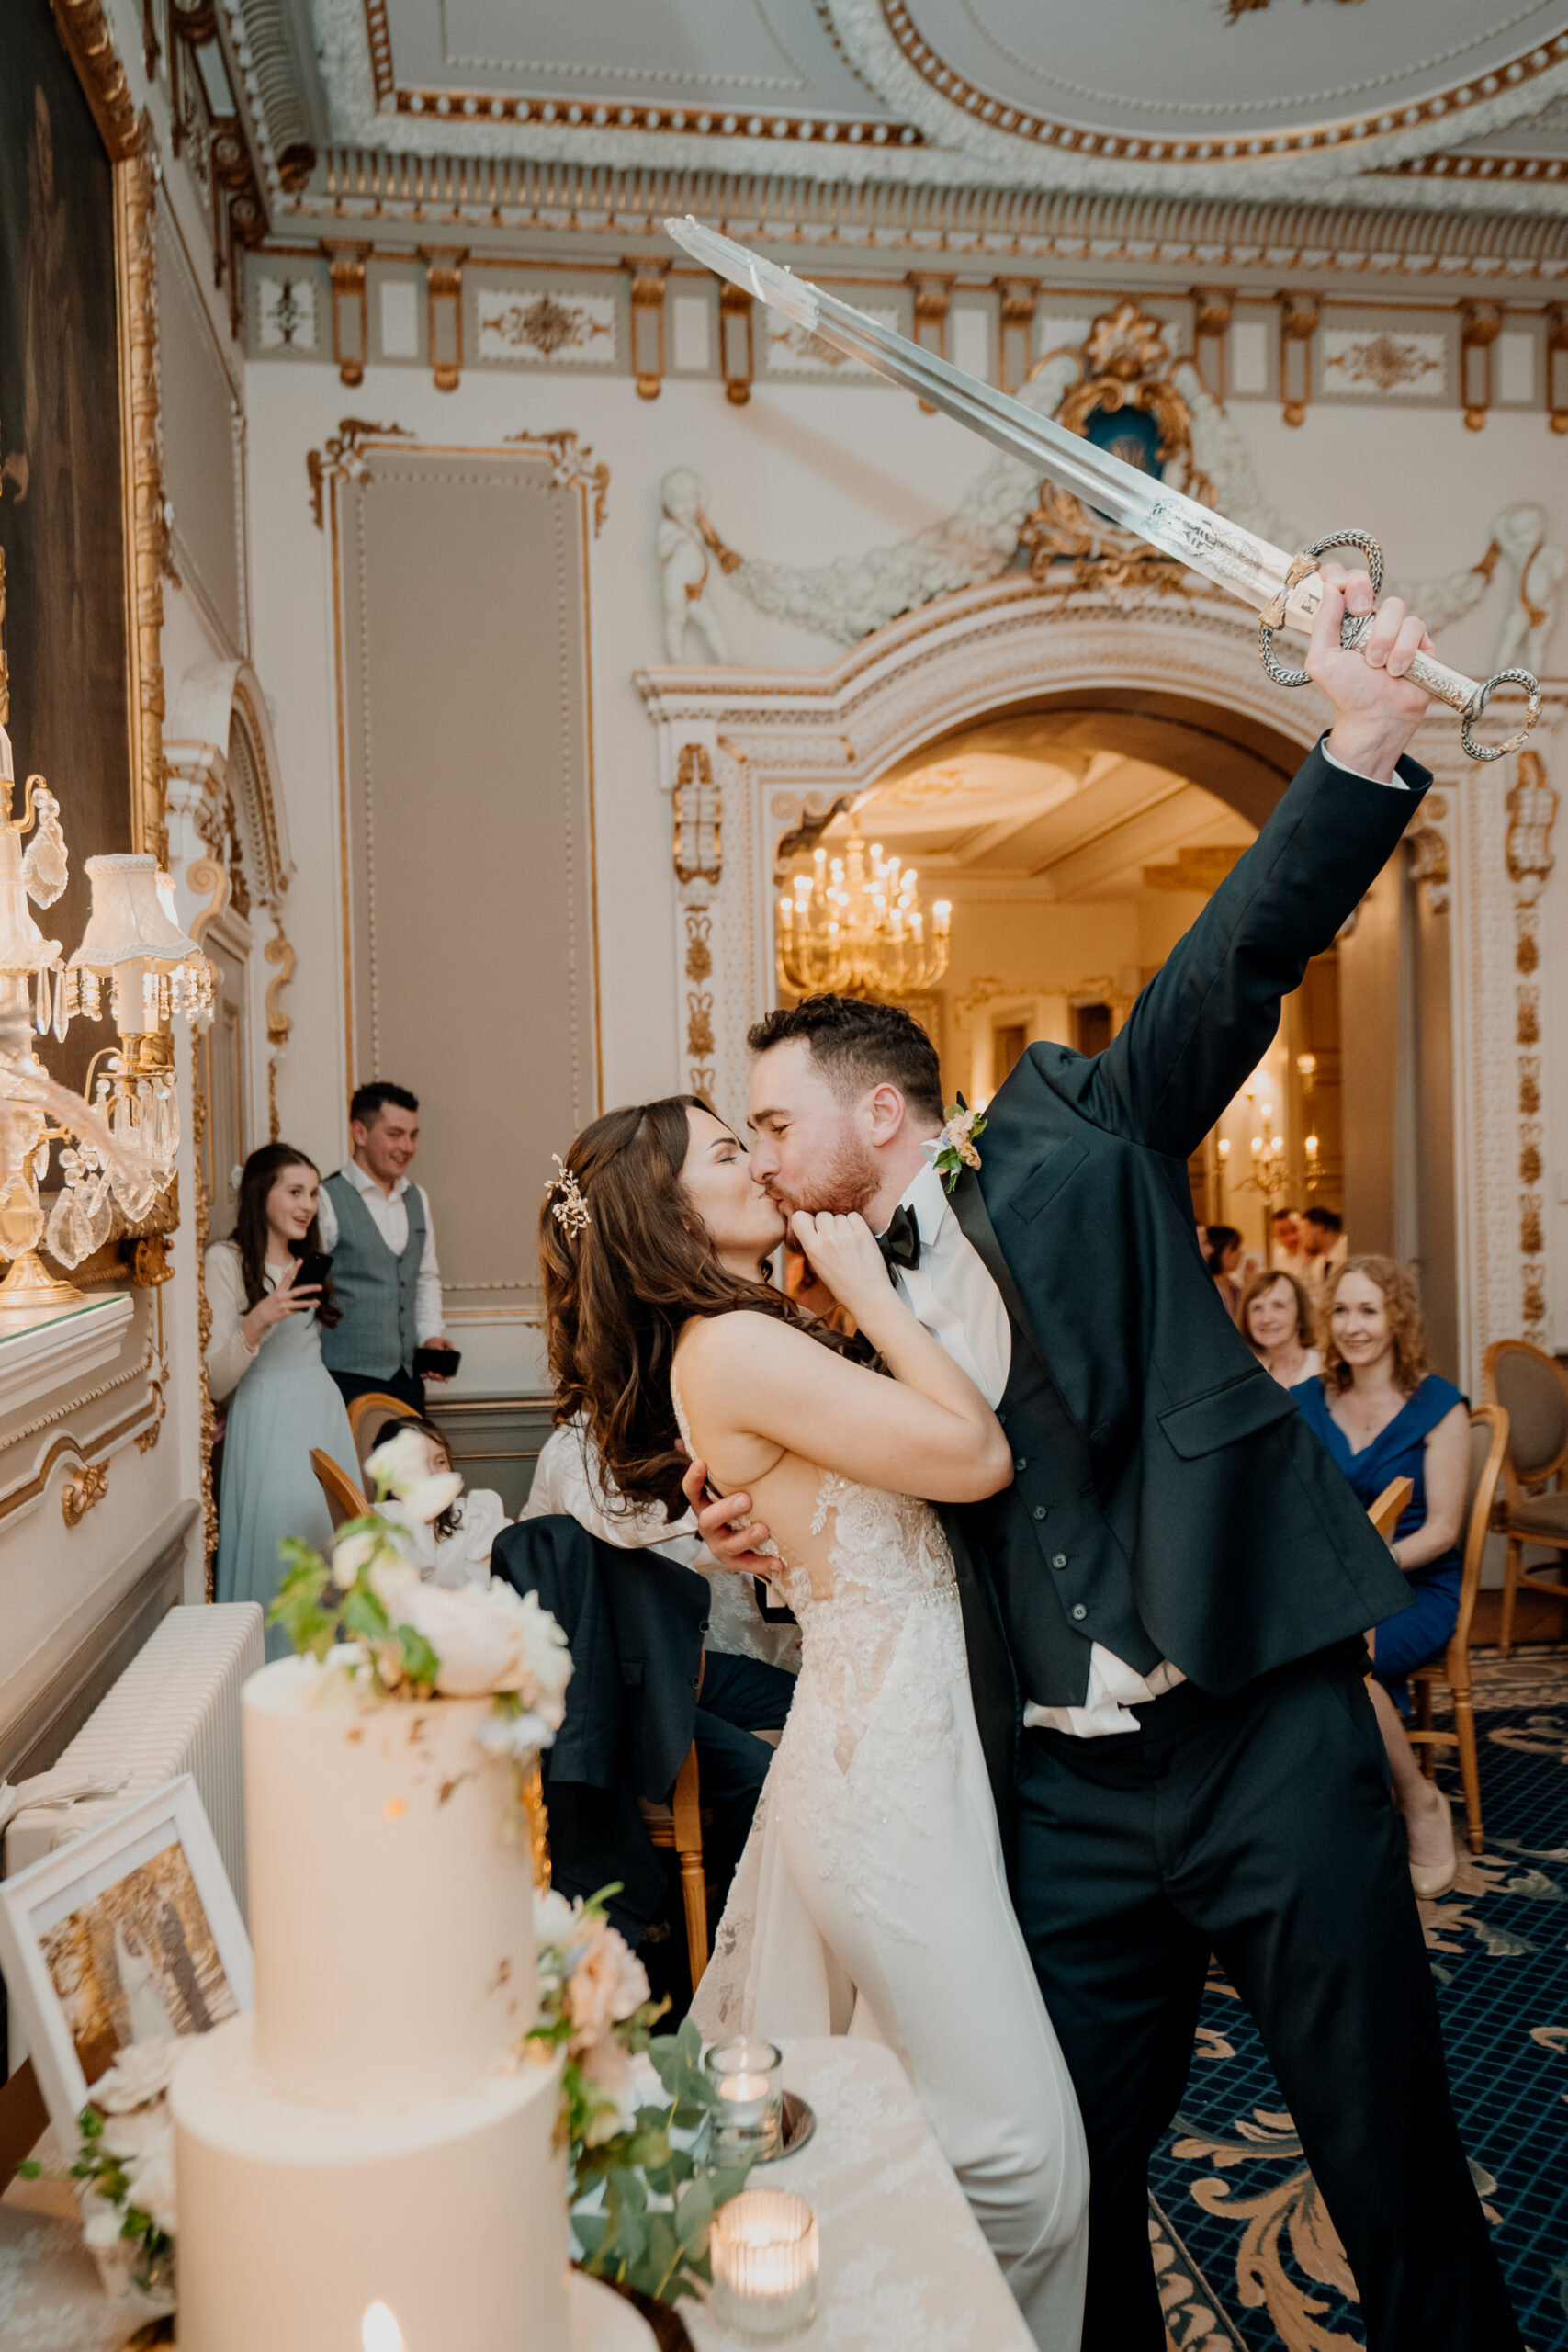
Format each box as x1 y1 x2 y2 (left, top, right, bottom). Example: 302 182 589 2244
291 157 1568 280
49 0 145 163
877 0 1568 171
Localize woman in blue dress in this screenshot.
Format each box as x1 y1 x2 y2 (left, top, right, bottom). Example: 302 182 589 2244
207 1145 362 1657
1292 1255 1469 1898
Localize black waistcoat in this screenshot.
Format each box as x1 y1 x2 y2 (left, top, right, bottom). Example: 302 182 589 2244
953 1283 1162 1717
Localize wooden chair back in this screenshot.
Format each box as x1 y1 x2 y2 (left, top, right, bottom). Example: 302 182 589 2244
1366 1476 1413 1545
1483 1339 1568 1497
1452 1405 1509 1658
346 1389 420 1478
310 1448 370 1531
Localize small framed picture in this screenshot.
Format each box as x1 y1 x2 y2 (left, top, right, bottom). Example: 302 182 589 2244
0 1774 253 2148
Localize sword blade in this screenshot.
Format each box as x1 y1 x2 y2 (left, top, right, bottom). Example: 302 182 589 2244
663 216 1290 614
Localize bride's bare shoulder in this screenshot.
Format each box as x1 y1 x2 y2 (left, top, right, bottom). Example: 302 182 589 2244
676 1310 812 1390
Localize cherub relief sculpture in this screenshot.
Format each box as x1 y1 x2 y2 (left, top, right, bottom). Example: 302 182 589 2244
1476 503 1567 681
656 469 739 664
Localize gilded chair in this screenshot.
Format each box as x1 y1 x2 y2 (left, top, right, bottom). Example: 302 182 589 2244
1367 1476 1413 1545
346 1388 420 1481
1482 1340 1568 1656
640 1743 709 1988
1406 1405 1509 1857
310 1448 370 1532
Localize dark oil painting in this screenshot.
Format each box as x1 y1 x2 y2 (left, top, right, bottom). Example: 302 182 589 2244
0 0 134 1097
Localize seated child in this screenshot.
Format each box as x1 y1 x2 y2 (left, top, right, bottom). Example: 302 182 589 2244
372 1413 511 1588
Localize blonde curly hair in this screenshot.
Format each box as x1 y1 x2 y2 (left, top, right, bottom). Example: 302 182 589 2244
1321 1255 1430 1396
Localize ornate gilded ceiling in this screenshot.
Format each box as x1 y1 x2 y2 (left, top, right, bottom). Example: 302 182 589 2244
228 0 1568 234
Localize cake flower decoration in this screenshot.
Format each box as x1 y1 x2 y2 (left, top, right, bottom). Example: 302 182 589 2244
266 1432 571 1789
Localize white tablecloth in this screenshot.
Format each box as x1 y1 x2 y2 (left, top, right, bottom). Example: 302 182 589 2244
1 2038 1030 2352
687 2036 1033 2352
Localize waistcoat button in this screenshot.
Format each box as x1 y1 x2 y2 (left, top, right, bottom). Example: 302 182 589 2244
1014 1456 1028 1474
1071 1603 1087 1622
1052 1552 1067 1569
1032 1504 1047 1521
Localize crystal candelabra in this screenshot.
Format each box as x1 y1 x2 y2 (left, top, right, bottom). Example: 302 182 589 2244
0 718 212 1323
1236 1073 1289 1206
775 825 951 1001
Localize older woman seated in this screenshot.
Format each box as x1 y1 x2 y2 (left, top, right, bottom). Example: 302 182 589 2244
1292 1258 1468 1899
1238 1267 1321 1389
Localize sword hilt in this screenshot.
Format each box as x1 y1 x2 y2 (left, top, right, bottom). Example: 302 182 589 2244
1258 528 1541 763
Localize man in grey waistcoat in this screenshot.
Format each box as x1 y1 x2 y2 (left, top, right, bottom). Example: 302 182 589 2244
318 1080 456 1412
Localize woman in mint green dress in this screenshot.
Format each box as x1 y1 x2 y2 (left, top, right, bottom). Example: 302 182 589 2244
207 1145 361 1657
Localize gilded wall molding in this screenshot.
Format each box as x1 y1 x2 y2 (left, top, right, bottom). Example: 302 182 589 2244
117 141 171 865
307 418 412 528
49 0 144 162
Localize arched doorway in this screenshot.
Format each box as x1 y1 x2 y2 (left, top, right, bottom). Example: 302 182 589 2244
639 575 1471 1374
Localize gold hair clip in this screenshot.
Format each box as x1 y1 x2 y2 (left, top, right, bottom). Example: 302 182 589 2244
546 1154 590 1238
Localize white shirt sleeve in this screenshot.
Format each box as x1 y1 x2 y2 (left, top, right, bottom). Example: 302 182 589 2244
205 1243 260 1403
1319 732 1410 791
524 1419 700 1564
433 1489 510 1589
413 1186 445 1341
316 1188 339 1252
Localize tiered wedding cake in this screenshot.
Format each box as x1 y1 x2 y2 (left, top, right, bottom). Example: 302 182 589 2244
171 1655 570 2352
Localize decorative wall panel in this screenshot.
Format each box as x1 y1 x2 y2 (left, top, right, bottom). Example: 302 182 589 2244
156 204 245 653
333 439 601 1319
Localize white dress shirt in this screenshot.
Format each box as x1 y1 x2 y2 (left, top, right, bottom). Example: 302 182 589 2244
316 1159 446 1341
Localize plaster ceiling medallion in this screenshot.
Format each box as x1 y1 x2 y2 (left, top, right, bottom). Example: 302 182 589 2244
831 0 1568 194
344 0 917 144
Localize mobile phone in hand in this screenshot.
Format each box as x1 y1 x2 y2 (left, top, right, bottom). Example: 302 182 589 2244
414 1342 461 1379
291 1249 333 1293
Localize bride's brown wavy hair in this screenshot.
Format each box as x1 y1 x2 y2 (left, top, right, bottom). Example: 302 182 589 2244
540 1094 840 1521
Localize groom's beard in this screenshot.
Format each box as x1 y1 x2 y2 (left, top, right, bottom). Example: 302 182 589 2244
769 1133 881 1219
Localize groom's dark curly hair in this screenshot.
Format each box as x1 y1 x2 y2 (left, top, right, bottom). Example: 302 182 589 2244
747 995 943 1124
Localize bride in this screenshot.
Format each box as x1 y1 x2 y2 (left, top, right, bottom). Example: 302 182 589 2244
541 1095 1088 2347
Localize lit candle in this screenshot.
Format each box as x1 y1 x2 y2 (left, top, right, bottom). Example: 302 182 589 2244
362 2305 404 2352
705 2036 784 2160
709 2190 819 2344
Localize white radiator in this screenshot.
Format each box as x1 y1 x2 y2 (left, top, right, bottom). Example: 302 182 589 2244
4 1602 263 1915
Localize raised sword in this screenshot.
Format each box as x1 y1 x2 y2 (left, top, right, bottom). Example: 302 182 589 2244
664 217 1540 763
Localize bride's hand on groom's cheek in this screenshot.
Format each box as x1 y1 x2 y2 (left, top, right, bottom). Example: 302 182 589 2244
679 1447 775 1576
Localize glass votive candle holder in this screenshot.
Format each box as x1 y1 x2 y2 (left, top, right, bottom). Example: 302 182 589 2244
705 2036 784 2161
709 2189 819 2343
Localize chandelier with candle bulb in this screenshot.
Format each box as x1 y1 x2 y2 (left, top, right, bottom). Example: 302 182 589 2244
775 824 951 1001
0 627 212 1321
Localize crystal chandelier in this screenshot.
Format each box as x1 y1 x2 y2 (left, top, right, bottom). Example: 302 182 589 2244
0 715 212 1321
775 826 951 1001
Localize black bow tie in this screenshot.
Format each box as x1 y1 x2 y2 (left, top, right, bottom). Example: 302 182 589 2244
877 1204 921 1275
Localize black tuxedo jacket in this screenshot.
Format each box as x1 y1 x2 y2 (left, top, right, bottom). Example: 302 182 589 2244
945 738 1426 1790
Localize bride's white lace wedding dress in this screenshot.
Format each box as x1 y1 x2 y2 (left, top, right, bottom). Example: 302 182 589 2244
678 1377 1089 2350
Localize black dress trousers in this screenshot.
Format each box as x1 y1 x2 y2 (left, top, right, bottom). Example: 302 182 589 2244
1010 1643 1522 2352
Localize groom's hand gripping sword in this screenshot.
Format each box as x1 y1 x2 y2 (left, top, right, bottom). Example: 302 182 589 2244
664 218 1540 765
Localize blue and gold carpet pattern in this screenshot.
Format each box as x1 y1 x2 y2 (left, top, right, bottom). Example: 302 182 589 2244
1148 1650 1568 2350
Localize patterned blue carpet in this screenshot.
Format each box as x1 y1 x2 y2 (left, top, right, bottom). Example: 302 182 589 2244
1147 1650 1568 2351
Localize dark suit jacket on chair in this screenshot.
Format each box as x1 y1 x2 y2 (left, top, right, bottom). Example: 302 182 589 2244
944 739 1427 1821
490 1514 711 1940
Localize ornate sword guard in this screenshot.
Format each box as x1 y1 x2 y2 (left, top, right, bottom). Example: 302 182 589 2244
1258 527 1541 763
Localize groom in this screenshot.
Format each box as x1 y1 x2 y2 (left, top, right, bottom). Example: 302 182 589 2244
682 570 1521 2351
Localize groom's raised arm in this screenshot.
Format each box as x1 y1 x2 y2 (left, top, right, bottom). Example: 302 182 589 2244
1069 570 1435 1165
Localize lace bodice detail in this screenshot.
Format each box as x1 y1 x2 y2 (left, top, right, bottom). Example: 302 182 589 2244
671 1368 960 1776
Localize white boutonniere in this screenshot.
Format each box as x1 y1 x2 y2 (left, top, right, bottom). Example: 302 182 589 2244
928 1096 987 1194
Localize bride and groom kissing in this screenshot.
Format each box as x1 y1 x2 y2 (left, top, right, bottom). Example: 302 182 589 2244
537 575 1520 2352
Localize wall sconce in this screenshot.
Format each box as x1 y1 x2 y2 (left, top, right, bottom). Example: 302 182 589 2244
0 721 211 1320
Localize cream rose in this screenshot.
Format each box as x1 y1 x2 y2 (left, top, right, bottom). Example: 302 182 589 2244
567 1920 649 2052
100 2102 171 2164
365 1426 434 1496
92 2039 191 2113
393 1582 527 1697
